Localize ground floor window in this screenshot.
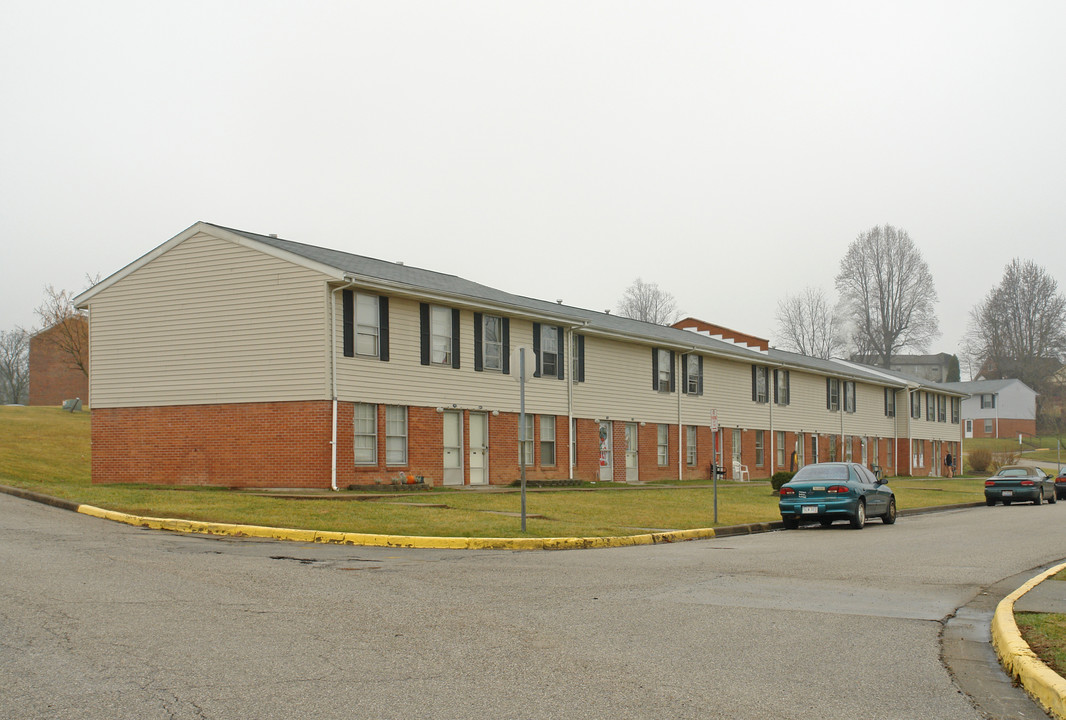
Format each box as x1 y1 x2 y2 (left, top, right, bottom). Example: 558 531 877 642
385 406 407 465
520 415 534 465
686 426 697 466
755 430 765 467
354 403 377 464
829 435 837 462
776 431 785 469
844 435 852 462
657 424 669 466
540 415 555 466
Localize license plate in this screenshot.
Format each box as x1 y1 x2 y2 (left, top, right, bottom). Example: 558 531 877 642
801 505 819 514
1002 490 1013 497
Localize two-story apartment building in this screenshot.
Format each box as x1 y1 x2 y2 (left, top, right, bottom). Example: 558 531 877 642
74 222 965 488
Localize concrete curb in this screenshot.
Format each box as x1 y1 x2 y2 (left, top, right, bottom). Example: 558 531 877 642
991 562 1066 719
69 500 719 551
0 484 982 551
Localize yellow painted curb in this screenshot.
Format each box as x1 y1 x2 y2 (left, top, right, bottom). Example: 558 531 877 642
75 504 716 550
991 561 1066 719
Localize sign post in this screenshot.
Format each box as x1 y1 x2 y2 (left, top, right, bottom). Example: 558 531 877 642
710 409 719 524
511 346 536 533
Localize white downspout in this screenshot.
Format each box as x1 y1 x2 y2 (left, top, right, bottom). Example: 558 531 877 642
893 388 900 476
567 327 574 480
330 282 359 491
677 352 683 482
907 388 914 476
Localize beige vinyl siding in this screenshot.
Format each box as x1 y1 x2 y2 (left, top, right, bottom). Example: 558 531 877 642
572 335 681 423
87 232 332 407
838 383 897 437
335 297 568 414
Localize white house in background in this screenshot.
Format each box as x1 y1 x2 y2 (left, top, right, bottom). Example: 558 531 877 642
939 378 1037 440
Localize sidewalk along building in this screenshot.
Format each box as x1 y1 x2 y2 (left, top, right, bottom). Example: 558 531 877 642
74 222 966 488
939 378 1037 440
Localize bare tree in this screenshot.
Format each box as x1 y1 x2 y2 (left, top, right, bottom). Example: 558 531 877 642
774 287 844 359
616 278 681 325
964 258 1066 392
835 225 939 368
0 328 30 404
34 282 93 376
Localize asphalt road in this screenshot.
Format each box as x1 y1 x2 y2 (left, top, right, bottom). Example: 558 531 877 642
2 493 1065 720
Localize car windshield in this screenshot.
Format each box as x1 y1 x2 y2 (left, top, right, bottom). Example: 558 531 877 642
792 465 849 482
997 468 1031 477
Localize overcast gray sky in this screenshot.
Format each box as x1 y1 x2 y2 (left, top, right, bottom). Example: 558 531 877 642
3 1 1064 376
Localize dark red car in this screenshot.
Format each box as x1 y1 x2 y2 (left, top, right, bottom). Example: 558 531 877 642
1056 467 1066 501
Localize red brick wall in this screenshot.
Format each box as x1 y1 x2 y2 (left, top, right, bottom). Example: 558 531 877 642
968 417 1036 439
92 401 333 487
28 328 88 406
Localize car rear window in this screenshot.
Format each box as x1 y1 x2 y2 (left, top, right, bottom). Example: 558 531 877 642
793 465 849 481
998 468 1029 477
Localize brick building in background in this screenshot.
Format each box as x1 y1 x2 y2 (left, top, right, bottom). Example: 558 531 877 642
28 318 89 406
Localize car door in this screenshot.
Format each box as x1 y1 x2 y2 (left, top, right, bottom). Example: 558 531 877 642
855 465 887 515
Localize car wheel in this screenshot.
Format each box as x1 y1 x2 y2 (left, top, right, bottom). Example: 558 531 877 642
986 498 996 506
782 517 798 530
1004 500 1012 505
850 500 866 529
882 497 897 525
819 519 833 527
1035 489 1043 506
1050 491 1057 505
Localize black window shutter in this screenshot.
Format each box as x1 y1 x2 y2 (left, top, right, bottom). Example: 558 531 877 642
852 383 857 412
473 312 483 372
451 309 460 369
826 378 832 409
783 371 789 404
698 356 704 396
773 369 779 404
502 318 510 374
419 303 430 366
378 296 389 361
669 350 675 392
557 327 565 380
532 323 542 377
577 335 585 382
884 388 889 416
342 289 354 358
681 355 688 396
651 348 659 390
752 366 758 402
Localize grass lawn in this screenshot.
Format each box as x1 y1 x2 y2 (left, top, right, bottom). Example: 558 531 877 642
965 436 1066 466
1 406 985 538
1016 571 1066 678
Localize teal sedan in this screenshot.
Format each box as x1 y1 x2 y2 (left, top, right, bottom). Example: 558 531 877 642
984 465 1057 506
779 462 896 530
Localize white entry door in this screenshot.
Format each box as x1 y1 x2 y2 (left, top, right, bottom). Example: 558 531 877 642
625 423 639 482
443 411 463 485
598 421 613 482
469 413 488 486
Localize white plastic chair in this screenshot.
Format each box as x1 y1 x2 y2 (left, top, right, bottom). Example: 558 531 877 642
733 461 750 481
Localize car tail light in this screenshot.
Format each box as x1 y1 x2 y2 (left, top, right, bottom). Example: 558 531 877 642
779 487 796 496
826 485 849 494
1020 480 1035 486
985 480 996 487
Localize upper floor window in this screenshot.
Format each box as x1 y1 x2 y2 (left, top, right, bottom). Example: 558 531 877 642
951 397 960 424
911 391 921 419
980 393 996 409
474 313 508 373
533 323 564 379
753 365 769 403
926 392 935 420
774 369 790 405
684 354 704 395
884 388 896 417
420 304 459 368
342 290 389 361
572 334 585 383
826 377 840 411
843 381 856 413
937 395 947 422
652 348 675 393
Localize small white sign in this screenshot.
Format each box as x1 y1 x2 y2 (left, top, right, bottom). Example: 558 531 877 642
710 409 719 432
510 345 537 382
